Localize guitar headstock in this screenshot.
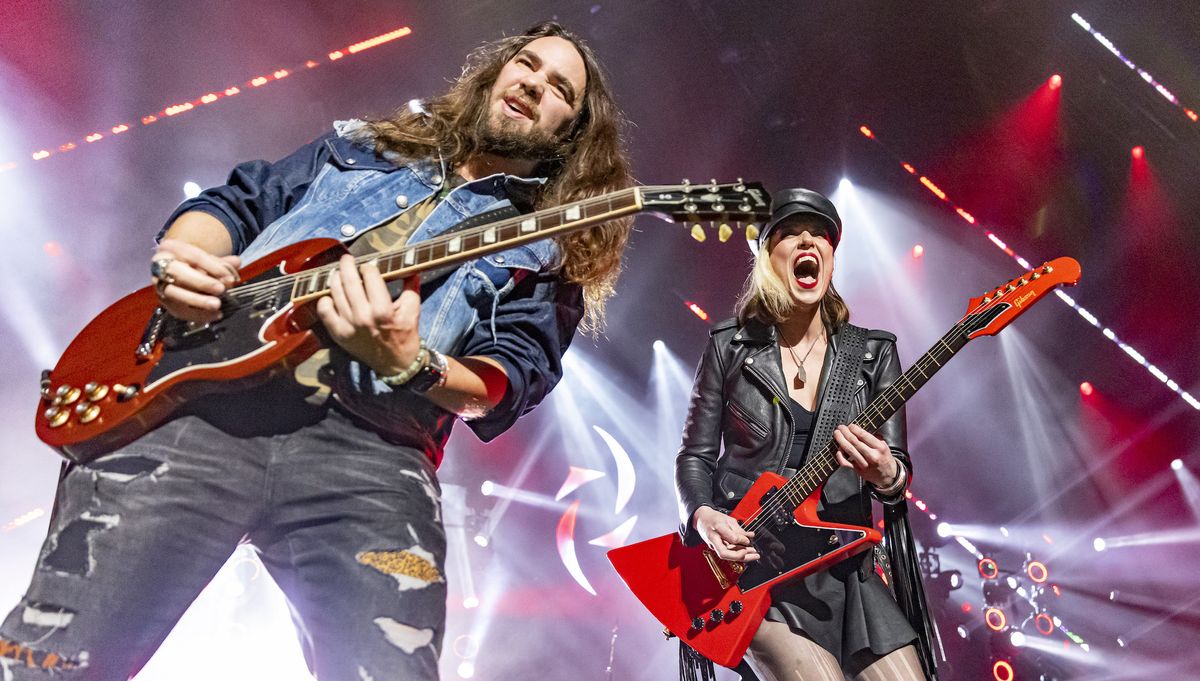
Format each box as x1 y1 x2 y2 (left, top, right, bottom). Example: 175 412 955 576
960 257 1082 338
639 179 770 243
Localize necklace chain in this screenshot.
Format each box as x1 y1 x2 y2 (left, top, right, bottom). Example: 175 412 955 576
779 325 825 385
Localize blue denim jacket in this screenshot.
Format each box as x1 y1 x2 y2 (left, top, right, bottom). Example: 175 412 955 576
162 121 584 463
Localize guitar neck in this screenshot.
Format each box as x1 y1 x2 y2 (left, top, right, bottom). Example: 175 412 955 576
290 186 644 303
781 323 972 502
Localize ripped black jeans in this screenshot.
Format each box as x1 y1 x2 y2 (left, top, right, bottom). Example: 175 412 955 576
0 405 446 681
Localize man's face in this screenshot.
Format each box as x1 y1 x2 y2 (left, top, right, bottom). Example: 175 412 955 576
482 36 588 158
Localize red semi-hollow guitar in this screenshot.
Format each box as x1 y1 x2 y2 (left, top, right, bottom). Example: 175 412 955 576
607 257 1081 668
35 181 770 463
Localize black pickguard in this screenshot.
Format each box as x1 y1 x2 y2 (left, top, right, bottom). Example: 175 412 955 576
738 487 868 593
145 267 293 385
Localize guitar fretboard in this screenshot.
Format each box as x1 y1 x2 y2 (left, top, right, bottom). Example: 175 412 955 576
288 187 643 302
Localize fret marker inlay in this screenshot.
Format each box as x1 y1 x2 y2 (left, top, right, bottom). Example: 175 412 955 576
484 227 497 243
521 218 536 233
565 206 581 221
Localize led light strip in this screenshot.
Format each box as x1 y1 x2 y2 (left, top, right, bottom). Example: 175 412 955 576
858 125 1199 411
1 26 413 173
1070 13 1198 124
2 507 45 532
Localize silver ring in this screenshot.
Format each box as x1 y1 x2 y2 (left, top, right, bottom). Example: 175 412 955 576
151 257 176 285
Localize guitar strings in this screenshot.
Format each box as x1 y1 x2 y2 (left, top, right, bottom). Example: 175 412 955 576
159 184 754 338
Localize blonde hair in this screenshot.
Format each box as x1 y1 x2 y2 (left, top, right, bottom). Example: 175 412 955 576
735 247 850 329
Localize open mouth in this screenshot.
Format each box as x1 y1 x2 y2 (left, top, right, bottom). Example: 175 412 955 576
503 95 535 120
793 255 819 289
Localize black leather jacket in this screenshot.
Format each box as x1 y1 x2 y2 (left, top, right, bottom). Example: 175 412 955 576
675 317 911 546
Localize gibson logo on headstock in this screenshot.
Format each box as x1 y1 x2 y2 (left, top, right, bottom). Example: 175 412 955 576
1014 291 1036 308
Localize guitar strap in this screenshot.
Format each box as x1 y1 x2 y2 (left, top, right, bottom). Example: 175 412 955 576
806 323 868 463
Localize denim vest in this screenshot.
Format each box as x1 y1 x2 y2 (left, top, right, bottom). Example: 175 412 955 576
163 121 578 462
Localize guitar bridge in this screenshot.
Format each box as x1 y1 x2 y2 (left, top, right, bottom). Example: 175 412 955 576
701 548 745 590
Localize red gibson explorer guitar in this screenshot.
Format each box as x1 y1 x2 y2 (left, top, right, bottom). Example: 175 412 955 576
36 181 769 463
607 257 1081 668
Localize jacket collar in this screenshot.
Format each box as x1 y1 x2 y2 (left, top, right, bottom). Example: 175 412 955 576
733 317 846 403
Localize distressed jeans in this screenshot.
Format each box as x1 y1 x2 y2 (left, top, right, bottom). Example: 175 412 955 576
0 398 447 681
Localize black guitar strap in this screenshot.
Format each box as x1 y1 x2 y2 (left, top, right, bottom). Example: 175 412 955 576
807 323 869 460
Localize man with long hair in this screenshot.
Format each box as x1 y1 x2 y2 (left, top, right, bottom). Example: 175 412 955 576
2 21 632 681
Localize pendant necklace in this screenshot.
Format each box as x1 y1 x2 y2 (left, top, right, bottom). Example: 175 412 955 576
779 326 825 387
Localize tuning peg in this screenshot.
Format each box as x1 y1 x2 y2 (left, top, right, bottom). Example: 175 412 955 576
1019 277 1029 286
709 178 718 192
681 178 692 193
745 224 759 241
1005 283 1016 292
1031 271 1041 280
1042 264 1053 274
734 177 746 192
690 224 707 242
718 223 732 242
983 294 992 304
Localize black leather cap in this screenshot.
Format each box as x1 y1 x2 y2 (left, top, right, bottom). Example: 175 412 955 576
759 188 842 249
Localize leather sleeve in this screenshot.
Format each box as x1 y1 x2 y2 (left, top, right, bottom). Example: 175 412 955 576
675 334 727 545
871 337 912 504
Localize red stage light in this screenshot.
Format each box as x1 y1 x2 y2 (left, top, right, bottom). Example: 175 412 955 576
978 557 999 579
1131 145 1144 159
85 133 103 143
961 602 972 613
1026 560 1048 583
111 124 129 134
1188 109 1199 122
1035 612 1055 635
685 301 709 321
955 207 976 224
993 660 1014 681
43 241 61 257
859 125 874 139
984 607 1007 631
1049 74 1062 90
912 245 924 259
901 163 916 174
32 150 50 160
1080 381 1094 396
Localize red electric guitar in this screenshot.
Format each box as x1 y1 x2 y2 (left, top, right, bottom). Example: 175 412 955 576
607 257 1082 668
35 181 770 463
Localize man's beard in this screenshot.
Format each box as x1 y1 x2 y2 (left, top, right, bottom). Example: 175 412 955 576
475 108 571 163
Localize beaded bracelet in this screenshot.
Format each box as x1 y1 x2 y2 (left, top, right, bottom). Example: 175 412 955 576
378 340 430 387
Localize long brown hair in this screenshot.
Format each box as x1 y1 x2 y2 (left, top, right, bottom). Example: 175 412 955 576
361 22 633 332
735 245 850 331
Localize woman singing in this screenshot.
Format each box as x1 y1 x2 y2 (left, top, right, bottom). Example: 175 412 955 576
674 189 938 680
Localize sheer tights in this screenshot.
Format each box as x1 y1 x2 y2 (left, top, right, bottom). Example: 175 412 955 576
747 620 926 681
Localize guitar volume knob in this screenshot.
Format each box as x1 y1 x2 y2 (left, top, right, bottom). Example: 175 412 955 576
84 382 110 401
75 402 101 424
43 406 69 428
729 600 743 615
691 616 705 630
709 608 724 623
